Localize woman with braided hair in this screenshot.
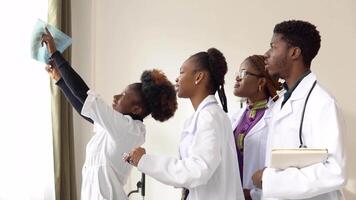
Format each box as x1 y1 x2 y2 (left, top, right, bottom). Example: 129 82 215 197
125 48 244 200
230 55 282 200
41 29 177 200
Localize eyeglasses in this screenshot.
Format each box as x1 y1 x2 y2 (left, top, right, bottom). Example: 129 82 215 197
237 69 263 79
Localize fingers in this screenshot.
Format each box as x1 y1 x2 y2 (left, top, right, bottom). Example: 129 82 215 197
122 154 135 166
122 152 130 163
122 147 146 167
45 27 52 37
43 27 53 39
45 65 52 72
41 27 53 47
41 38 46 47
251 169 264 189
49 60 56 67
41 34 49 47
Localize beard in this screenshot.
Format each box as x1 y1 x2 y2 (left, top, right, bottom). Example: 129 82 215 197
272 54 288 79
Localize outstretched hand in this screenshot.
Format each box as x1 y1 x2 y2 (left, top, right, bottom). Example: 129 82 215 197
41 27 57 54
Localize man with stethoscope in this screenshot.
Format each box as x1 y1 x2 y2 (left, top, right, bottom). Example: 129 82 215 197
252 20 347 200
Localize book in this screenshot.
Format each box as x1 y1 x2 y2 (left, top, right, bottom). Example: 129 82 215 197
30 19 72 64
270 148 328 169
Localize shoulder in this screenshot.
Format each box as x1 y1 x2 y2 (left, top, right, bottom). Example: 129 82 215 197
304 73 337 106
311 83 338 107
198 104 230 126
130 119 146 137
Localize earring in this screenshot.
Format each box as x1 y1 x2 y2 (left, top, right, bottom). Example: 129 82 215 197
195 81 198 85
258 85 262 92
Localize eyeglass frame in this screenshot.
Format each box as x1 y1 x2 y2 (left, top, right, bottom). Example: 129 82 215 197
237 69 264 79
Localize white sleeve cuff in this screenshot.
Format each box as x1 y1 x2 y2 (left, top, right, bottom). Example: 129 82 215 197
262 167 277 197
137 154 149 173
81 90 99 118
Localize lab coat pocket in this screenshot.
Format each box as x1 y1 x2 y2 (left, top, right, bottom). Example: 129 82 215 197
274 115 301 147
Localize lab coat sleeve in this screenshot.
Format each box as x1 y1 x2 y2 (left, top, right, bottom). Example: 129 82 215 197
81 90 142 140
262 99 347 199
137 110 221 188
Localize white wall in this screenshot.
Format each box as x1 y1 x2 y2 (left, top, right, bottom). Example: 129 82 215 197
72 0 356 199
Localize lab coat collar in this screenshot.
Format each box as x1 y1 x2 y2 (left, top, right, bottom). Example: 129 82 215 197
274 72 317 121
288 72 317 101
245 100 275 138
231 99 275 139
183 95 218 135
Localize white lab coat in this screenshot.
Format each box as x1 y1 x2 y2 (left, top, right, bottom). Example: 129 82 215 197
137 95 244 200
80 91 146 200
262 73 347 200
230 100 275 200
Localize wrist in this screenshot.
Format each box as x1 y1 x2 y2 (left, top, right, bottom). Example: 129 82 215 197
50 50 59 58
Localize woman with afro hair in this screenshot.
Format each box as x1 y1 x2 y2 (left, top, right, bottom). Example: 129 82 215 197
126 48 245 200
41 29 177 200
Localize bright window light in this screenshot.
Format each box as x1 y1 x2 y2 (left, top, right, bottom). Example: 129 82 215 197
0 1 55 200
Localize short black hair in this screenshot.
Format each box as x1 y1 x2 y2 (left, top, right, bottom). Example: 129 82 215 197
274 20 321 67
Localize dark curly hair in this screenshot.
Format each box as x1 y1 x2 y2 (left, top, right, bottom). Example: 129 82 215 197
134 69 177 122
244 55 282 101
274 20 321 67
190 48 228 112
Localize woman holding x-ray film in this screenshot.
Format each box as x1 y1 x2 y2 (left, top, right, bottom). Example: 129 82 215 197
41 28 178 200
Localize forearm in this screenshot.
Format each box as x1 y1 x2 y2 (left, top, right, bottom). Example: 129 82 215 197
138 149 220 189
262 162 346 199
50 51 89 103
137 154 208 188
56 78 93 124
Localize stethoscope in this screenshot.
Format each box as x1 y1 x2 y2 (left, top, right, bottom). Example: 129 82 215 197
239 80 317 148
298 80 317 148
126 82 317 199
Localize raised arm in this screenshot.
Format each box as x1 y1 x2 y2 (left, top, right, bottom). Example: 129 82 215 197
46 65 93 123
42 27 89 104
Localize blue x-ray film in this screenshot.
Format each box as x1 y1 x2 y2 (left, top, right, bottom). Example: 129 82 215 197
30 19 72 64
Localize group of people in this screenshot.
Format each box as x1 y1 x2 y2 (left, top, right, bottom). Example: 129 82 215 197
41 19 346 200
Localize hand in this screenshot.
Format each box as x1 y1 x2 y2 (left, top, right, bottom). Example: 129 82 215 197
45 64 61 81
123 147 146 167
41 27 57 54
243 189 252 200
252 168 265 189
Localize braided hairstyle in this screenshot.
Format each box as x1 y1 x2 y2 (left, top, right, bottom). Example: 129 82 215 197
244 55 282 101
190 48 228 112
134 69 177 122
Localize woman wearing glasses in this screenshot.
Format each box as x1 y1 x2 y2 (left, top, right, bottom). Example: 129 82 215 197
230 55 281 200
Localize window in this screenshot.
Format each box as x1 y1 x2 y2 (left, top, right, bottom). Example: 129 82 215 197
0 1 55 199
